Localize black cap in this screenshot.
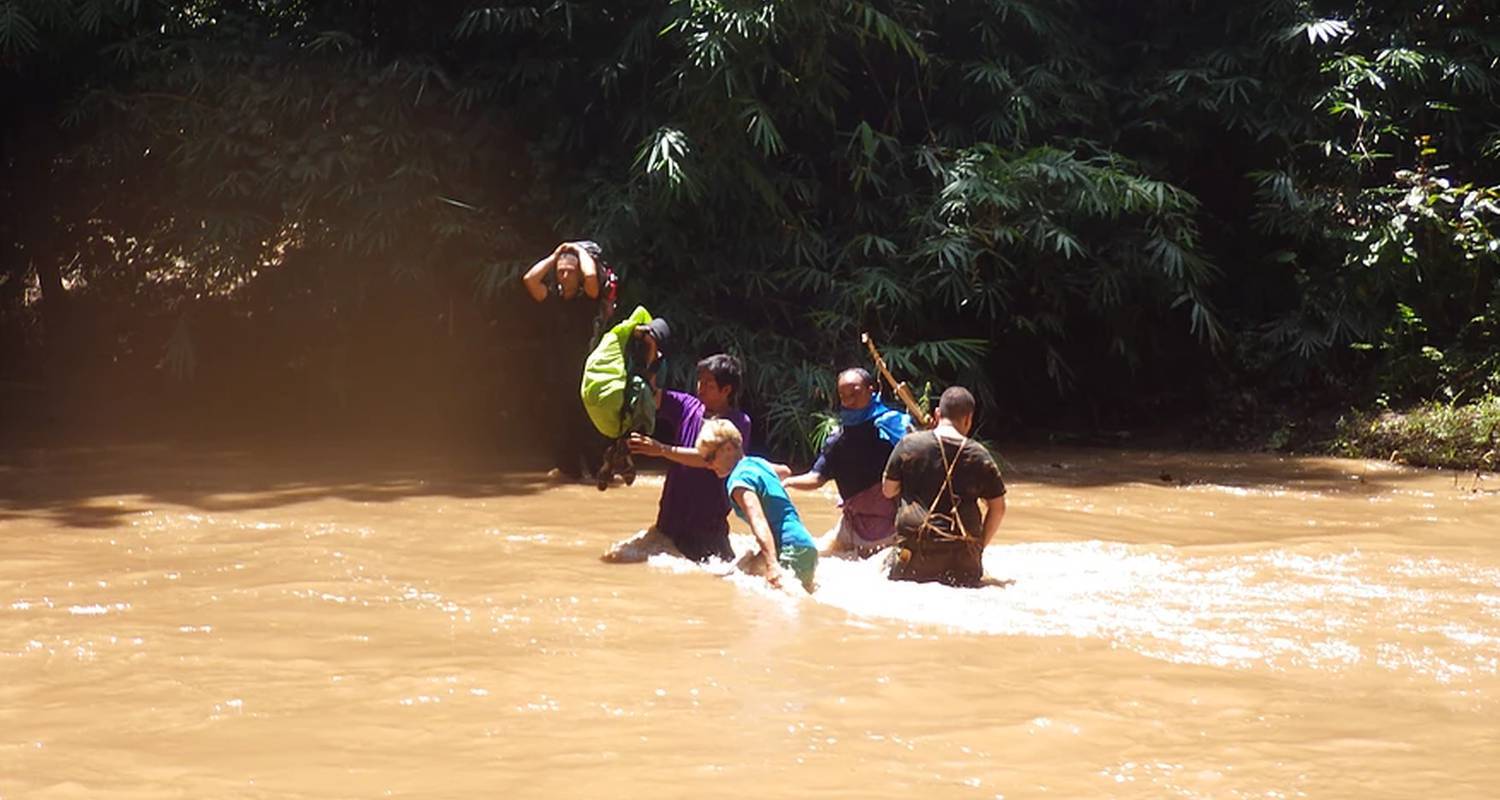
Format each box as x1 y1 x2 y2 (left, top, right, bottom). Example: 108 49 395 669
645 317 671 352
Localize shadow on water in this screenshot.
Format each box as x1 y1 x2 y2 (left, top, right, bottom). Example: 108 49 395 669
2 438 1492 532
0 439 554 530
996 444 1491 496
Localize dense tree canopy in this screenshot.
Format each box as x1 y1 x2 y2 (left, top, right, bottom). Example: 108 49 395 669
3 0 1497 456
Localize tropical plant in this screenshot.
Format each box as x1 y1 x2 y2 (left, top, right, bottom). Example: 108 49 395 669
4 0 1497 458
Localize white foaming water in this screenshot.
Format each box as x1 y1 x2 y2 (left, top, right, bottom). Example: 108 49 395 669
650 536 1500 681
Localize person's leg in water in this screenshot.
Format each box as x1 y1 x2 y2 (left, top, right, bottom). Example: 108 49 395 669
887 539 998 587
542 366 577 479
602 521 735 565
574 400 605 479
541 327 589 480
736 543 818 592
679 527 735 563
547 384 601 481
550 436 583 481
815 519 853 557
780 544 818 592
649 519 735 565
600 526 680 562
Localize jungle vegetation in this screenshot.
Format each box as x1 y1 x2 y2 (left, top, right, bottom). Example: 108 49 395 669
3 0 1497 462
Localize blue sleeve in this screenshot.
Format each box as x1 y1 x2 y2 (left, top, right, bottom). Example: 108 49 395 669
727 473 759 497
727 461 765 497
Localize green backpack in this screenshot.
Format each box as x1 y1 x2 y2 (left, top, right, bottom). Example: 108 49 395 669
580 305 658 439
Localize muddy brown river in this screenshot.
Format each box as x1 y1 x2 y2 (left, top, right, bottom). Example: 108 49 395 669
2 443 1497 798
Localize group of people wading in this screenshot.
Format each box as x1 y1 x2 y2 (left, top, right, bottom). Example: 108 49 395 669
524 241 1008 592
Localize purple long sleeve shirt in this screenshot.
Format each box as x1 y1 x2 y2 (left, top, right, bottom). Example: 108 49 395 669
653 390 752 562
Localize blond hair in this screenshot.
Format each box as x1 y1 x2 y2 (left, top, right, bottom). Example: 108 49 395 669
695 417 743 461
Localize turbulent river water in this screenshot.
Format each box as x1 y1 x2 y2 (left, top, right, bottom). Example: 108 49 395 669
2 443 1497 798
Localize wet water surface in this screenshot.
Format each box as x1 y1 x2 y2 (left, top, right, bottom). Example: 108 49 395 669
2 445 1497 798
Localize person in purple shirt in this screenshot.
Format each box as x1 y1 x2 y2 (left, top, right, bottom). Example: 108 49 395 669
601 354 751 563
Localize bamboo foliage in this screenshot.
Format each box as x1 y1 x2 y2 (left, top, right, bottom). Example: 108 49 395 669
3 0 1497 450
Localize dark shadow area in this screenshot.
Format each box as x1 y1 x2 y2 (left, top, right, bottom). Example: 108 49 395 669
0 438 574 530
5 435 1491 535
993 445 1495 497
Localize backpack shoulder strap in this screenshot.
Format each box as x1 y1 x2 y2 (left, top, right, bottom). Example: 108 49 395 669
920 431 973 539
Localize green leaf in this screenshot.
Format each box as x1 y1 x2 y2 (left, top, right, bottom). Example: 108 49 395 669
0 2 41 56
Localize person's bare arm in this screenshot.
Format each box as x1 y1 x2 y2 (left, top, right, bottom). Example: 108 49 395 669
881 444 903 498
782 470 827 491
980 494 1006 547
521 247 563 302
573 242 601 299
627 433 711 468
732 487 782 588
635 329 659 366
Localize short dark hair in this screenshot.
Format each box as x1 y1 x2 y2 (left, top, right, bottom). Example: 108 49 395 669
839 367 875 388
697 354 743 404
938 386 976 420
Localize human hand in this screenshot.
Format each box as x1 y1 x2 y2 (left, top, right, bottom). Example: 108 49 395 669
762 552 784 589
627 433 662 456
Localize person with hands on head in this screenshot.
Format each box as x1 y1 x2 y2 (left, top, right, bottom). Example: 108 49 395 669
522 241 603 306
697 418 818 593
521 240 618 481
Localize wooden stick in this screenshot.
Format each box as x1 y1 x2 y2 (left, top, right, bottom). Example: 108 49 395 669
862 333 934 429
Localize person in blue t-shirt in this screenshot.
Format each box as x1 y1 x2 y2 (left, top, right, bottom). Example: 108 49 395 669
695 418 818 592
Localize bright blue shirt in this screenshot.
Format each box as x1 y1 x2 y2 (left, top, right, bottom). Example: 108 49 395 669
726 456 817 551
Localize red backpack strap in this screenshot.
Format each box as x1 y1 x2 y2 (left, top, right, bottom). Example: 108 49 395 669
601 264 619 309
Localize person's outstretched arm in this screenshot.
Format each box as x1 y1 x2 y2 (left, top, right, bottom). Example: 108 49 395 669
881 438 906 498
786 435 835 489
782 469 827 490
732 487 783 589
627 434 712 469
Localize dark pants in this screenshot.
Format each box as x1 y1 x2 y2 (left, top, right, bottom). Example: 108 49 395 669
664 525 736 563
546 376 604 479
888 539 984 587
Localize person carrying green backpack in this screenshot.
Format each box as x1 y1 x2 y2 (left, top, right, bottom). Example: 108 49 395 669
579 305 669 490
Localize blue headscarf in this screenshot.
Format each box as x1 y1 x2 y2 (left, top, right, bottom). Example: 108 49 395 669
839 396 911 447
